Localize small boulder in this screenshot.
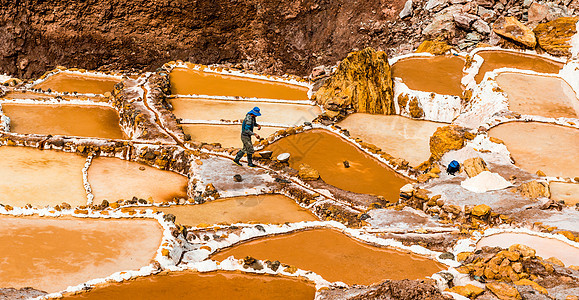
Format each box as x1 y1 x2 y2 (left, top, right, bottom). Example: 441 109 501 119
462 157 489 177
528 2 549 24
343 160 350 168
439 252 455 260
472 204 491 217
298 164 320 180
533 17 579 56
517 180 550 199
449 284 484 298
429 125 470 160
508 244 536 258
399 0 413 19
233 174 243 182
277 153 290 163
415 40 453 55
486 282 522 300
493 16 537 48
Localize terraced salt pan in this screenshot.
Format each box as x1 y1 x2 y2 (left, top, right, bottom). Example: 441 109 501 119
169 68 309 100
170 98 321 125
182 124 283 148
33 72 120 95
0 146 87 207
474 50 563 83
0 216 163 293
61 271 315 300
477 232 579 266
212 228 446 285
488 122 579 178
88 157 188 204
392 55 465 96
496 72 579 118
1 103 126 139
550 182 579 206
337 114 444 167
265 129 410 201
159 194 317 226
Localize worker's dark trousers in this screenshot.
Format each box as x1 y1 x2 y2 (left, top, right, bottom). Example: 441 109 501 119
234 134 254 164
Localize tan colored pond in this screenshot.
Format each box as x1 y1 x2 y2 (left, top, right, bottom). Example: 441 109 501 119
159 194 317 226
338 114 444 167
488 122 579 178
182 124 283 148
0 216 163 293
212 229 446 285
392 55 465 96
2 103 126 139
33 73 120 94
265 129 410 201
477 232 579 267
496 72 578 118
61 271 315 300
474 50 564 83
170 98 321 125
550 182 579 206
0 146 87 208
169 68 309 100
88 157 189 204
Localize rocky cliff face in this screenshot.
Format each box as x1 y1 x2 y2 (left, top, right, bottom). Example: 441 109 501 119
0 0 406 79
313 48 395 115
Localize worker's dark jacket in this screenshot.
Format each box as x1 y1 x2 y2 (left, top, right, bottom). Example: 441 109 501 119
241 113 258 136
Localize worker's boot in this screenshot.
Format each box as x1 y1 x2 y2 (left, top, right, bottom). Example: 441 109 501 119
247 154 256 167
233 151 244 166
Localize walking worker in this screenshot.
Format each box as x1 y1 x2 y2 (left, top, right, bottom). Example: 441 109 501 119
234 106 262 167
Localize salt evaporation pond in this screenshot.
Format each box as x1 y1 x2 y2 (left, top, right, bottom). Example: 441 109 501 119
0 146 87 208
496 72 578 119
338 114 444 167
2 103 126 139
474 50 563 83
169 68 309 100
392 55 465 96
88 157 189 204
550 182 579 206
61 271 316 300
170 98 321 125
488 122 579 178
212 228 445 285
159 194 317 226
266 129 410 201
0 216 163 293
182 124 283 148
477 232 579 266
33 72 120 94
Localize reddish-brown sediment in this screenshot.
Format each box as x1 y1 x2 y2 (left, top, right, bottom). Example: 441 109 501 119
88 157 189 203
265 129 410 201
169 98 321 125
0 146 87 208
496 72 578 118
181 124 283 148
0 216 163 293
158 194 317 226
337 114 444 167
550 182 579 206
488 122 579 178
2 103 126 139
391 55 465 96
33 73 120 94
169 68 309 100
60 271 316 300
212 229 446 285
477 232 579 266
474 50 563 83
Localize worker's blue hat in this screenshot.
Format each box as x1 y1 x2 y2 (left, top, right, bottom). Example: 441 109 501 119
248 107 261 116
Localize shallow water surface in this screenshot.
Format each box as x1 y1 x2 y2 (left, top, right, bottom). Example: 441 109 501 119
475 51 563 83
33 72 120 94
392 55 465 96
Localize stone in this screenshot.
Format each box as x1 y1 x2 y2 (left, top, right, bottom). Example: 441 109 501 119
442 204 462 215
545 256 564 267
476 0 495 8
233 174 243 182
486 282 522 300
513 279 548 295
399 0 413 19
473 19 491 34
298 163 320 180
415 40 453 55
472 204 491 217
425 0 448 12
408 97 424 118
457 252 472 262
478 6 496 21
528 2 549 24
517 180 550 199
343 160 350 168
508 244 536 258
429 125 469 160
453 13 479 29
462 157 489 177
314 48 395 114
423 6 461 39
439 252 455 260
493 17 537 48
533 17 579 56
449 284 484 298
277 153 290 162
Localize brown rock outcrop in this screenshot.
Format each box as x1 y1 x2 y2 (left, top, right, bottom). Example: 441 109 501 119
486 282 521 300
517 180 550 199
298 163 320 180
493 17 537 48
462 157 489 177
534 17 579 57
429 125 473 160
313 48 395 115
415 40 453 55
